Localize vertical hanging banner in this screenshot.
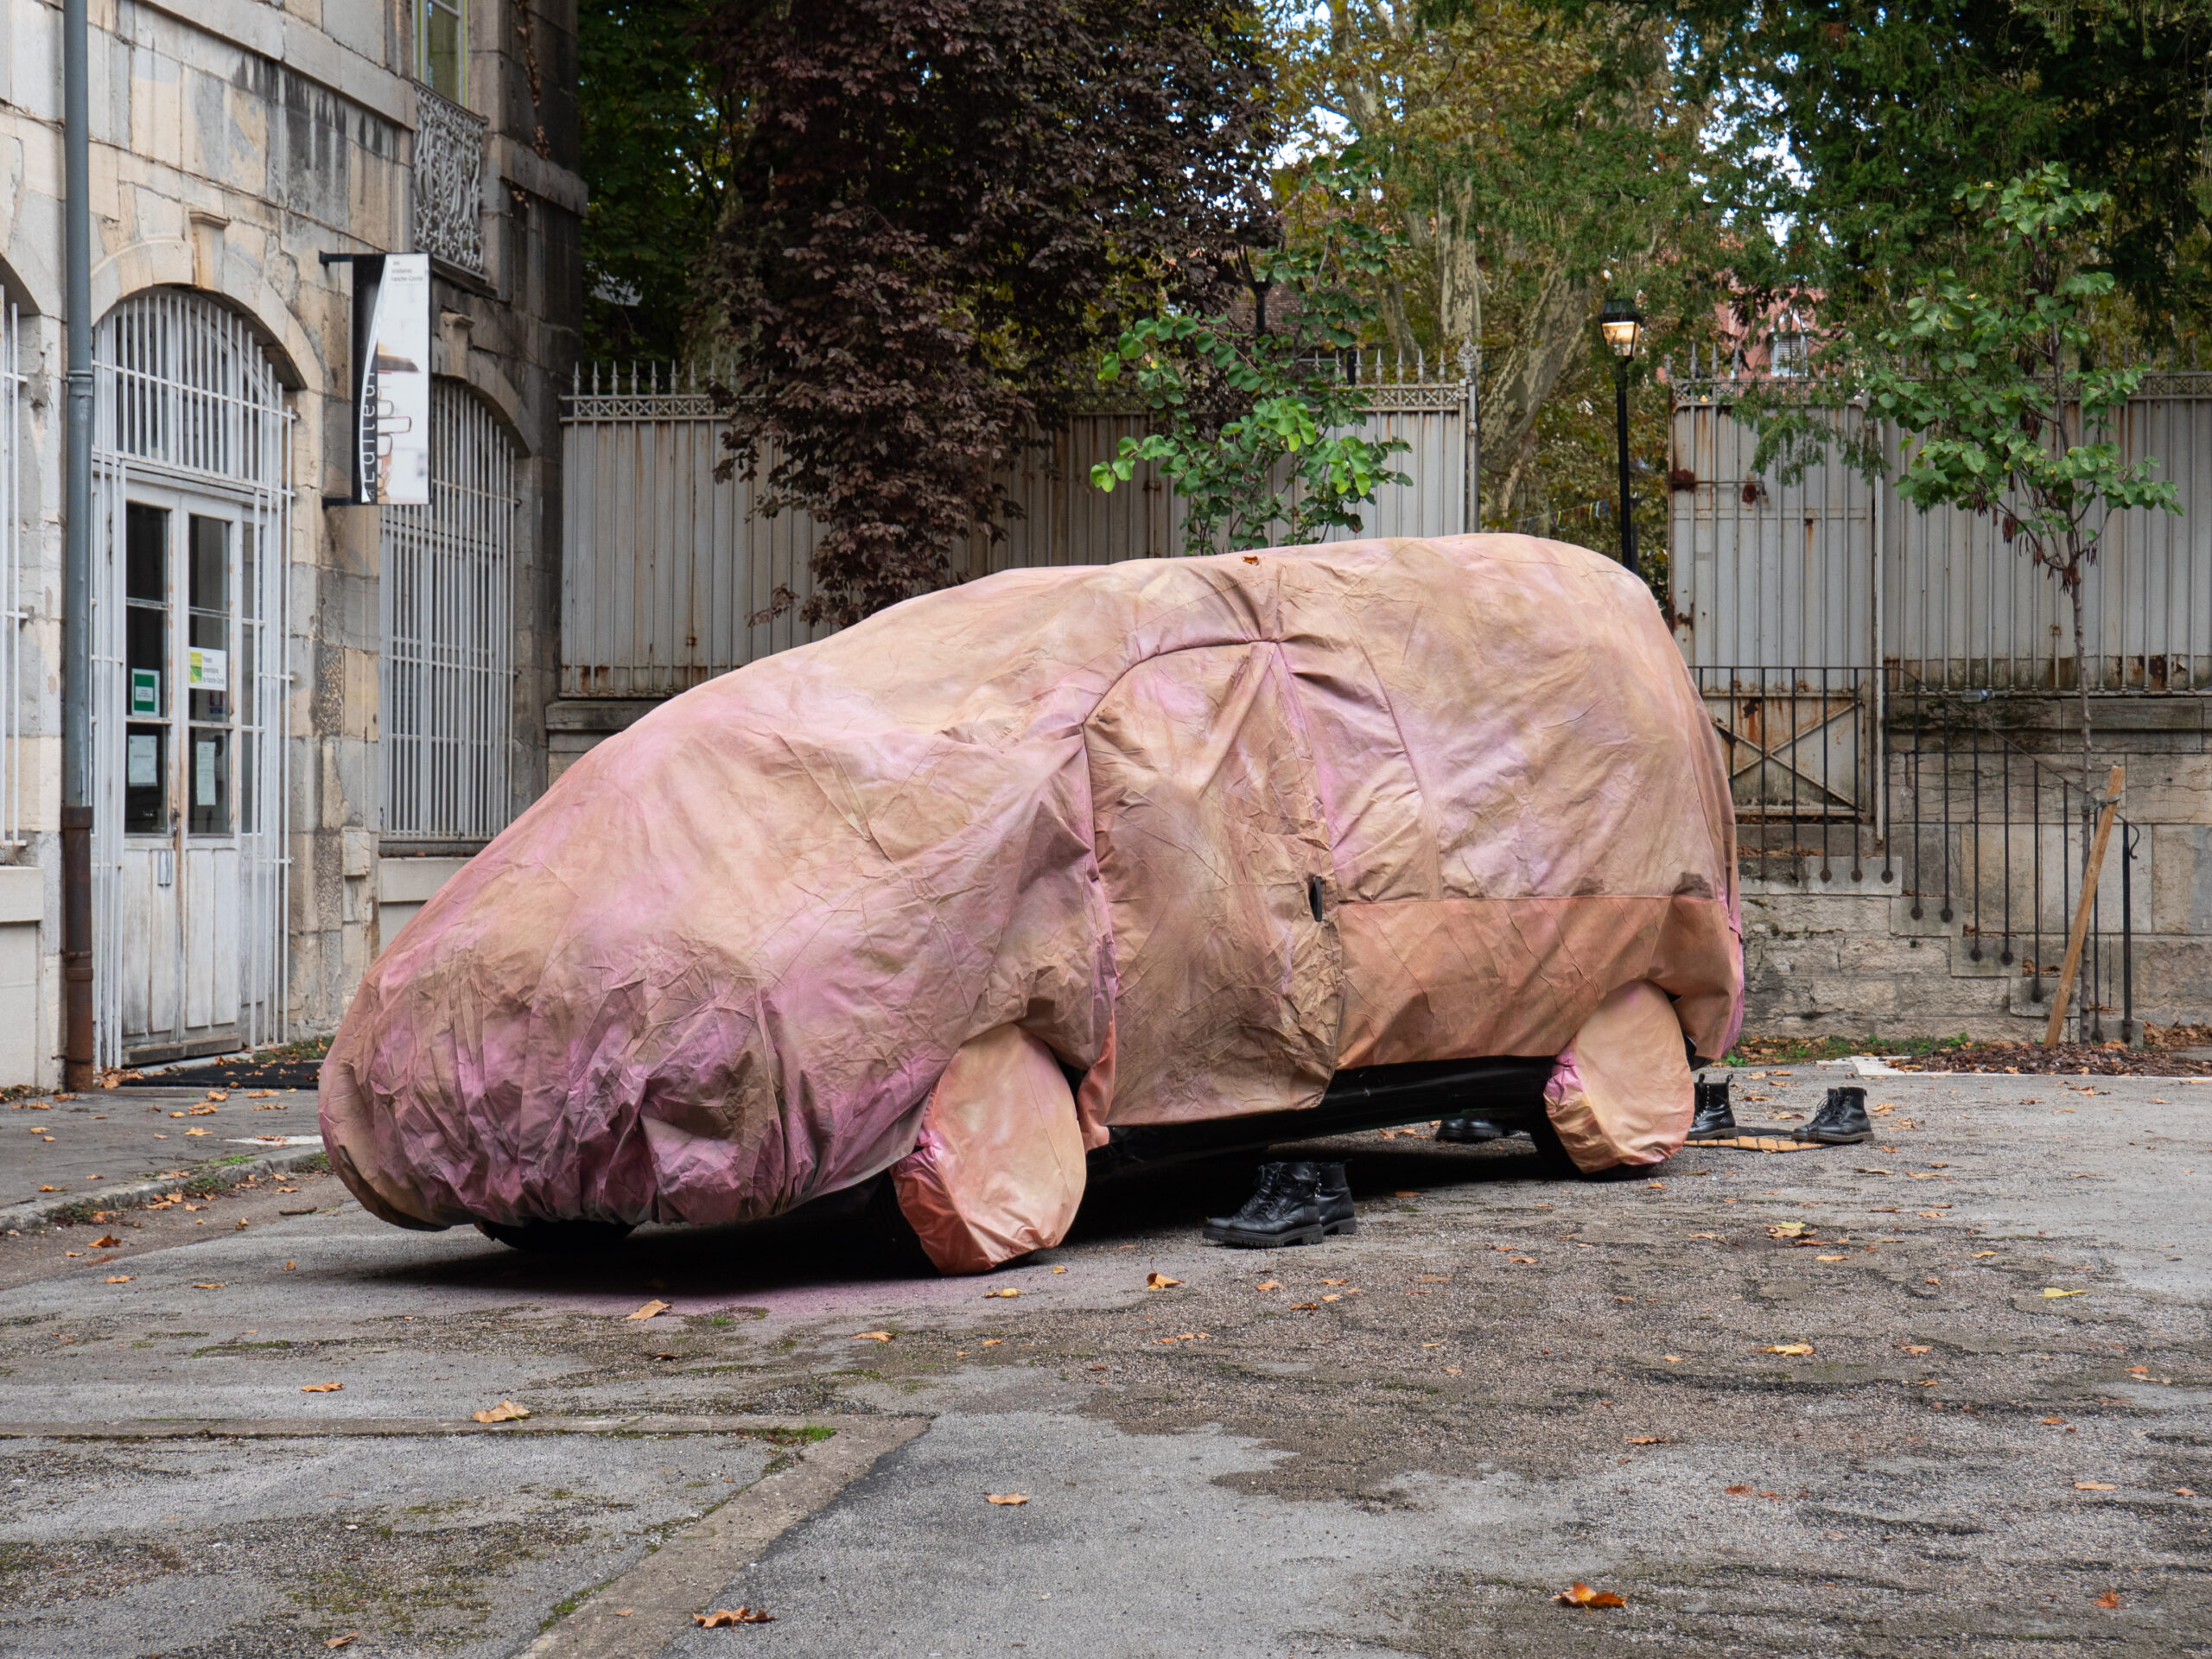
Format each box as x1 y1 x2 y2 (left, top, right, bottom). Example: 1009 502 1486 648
346 253 432 505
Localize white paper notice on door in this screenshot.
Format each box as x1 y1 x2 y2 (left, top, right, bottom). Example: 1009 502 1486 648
188 646 229 691
128 734 160 788
195 739 218 806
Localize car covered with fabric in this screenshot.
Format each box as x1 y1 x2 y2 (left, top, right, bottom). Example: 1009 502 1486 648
321 534 1743 1272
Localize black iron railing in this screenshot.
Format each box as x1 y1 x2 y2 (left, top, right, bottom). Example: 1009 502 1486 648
1693 664 2136 1040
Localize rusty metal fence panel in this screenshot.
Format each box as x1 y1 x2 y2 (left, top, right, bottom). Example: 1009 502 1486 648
560 366 1474 699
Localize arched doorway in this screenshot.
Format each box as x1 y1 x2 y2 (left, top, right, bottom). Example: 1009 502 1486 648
92 289 294 1066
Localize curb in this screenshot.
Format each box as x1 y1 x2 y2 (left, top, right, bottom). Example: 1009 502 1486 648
0 1142 333 1234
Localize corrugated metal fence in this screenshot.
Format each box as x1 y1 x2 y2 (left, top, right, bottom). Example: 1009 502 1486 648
1669 370 2212 690
560 367 1476 699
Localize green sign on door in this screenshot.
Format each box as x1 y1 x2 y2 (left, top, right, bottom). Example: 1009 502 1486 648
130 668 160 717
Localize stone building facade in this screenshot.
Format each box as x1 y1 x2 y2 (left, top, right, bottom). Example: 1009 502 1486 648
0 0 582 1084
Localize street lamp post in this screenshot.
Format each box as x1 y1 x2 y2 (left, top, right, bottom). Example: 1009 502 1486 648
1599 296 1643 573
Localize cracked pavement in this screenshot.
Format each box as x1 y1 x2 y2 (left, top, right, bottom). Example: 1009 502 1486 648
0 1065 2208 1656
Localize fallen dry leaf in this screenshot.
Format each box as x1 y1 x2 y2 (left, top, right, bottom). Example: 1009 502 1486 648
1320 1294 1342 1302
36 1185 57 1193
1816 1255 1849 1262
1320 1278 1349 1286
1417 1274 1451 1282
1289 1301 1319 1311
193 1282 226 1290
1624 1436 1667 1445
1146 1273 1180 1290
1973 1250 1999 1259
694 1607 775 1625
1663 1355 1685 1363
1444 1366 1462 1374
983 1287 1020 1299
1554 1582 1626 1610
1255 1280 1282 1291
183 1128 211 1136
2044 1288 2088 1299
1901 1344 1932 1356
2176 1486 2197 1497
853 1331 894 1342
1768 1222 1810 1237
1762 1343 1815 1357
1052 1265 1066 1274
325 1634 359 1649
301 1382 344 1394
985 1492 1029 1506
980 1338 1002 1346
2075 1482 2117 1491
1421 1341 1446 1349
472 1400 531 1423
2126 1365 2148 1376
2042 1416 2068 1426
92 1235 120 1248
626 1299 672 1320
105 1275 132 1284
2094 1590 2121 1610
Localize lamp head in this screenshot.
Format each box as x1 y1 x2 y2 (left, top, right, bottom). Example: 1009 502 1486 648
1599 296 1643 359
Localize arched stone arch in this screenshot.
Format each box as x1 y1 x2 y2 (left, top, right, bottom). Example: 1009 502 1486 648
0 250 50 318
91 237 321 396
433 321 531 458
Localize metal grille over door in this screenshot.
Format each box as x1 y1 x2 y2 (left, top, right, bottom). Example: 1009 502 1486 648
92 290 295 1067
381 382 517 841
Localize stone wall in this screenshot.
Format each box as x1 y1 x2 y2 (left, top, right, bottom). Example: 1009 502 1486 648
1741 697 2212 1041
0 0 582 1083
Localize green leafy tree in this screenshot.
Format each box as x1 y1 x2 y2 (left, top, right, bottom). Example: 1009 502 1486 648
578 0 738 363
1641 0 2212 347
1752 166 2183 799
1275 0 1714 524
1090 213 1412 554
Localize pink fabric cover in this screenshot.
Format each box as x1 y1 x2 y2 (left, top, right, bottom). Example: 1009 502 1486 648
321 534 1742 1249
1541 980 1698 1173
891 1024 1088 1274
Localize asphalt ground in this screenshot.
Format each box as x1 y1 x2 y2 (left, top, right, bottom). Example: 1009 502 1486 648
2 1087 320 1212
0 1063 2208 1656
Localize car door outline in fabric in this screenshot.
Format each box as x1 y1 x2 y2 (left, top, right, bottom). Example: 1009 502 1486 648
1084 641 1344 1124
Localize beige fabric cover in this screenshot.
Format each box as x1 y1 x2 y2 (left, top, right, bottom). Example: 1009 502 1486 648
890 1024 1088 1274
1541 980 1697 1173
321 534 1741 1260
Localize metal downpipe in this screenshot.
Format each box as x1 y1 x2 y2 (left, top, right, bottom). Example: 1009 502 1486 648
62 0 95 1089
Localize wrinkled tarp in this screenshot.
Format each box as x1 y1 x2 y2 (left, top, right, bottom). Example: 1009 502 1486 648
322 534 1742 1268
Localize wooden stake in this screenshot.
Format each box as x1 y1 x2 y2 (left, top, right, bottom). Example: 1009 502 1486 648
2044 764 2126 1046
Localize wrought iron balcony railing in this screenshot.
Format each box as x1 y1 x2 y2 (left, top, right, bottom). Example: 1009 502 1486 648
413 86 486 276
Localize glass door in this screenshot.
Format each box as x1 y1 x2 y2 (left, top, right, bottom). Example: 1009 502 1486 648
118 491 246 1058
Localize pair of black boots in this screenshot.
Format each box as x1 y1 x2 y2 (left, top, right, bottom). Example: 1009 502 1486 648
1685 1077 1872 1144
1204 1160 1357 1249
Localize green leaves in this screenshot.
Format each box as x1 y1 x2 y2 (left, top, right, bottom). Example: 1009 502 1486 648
1090 189 1412 555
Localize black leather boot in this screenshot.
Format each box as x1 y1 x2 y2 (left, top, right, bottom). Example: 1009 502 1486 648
1793 1085 1872 1144
1684 1075 1738 1142
1203 1161 1344 1248
1436 1116 1513 1143
1313 1161 1357 1236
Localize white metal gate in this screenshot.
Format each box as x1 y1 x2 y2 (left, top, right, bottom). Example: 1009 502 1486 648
380 382 517 841
92 289 293 1066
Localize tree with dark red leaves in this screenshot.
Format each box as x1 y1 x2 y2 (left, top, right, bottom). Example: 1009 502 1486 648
696 0 1278 627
